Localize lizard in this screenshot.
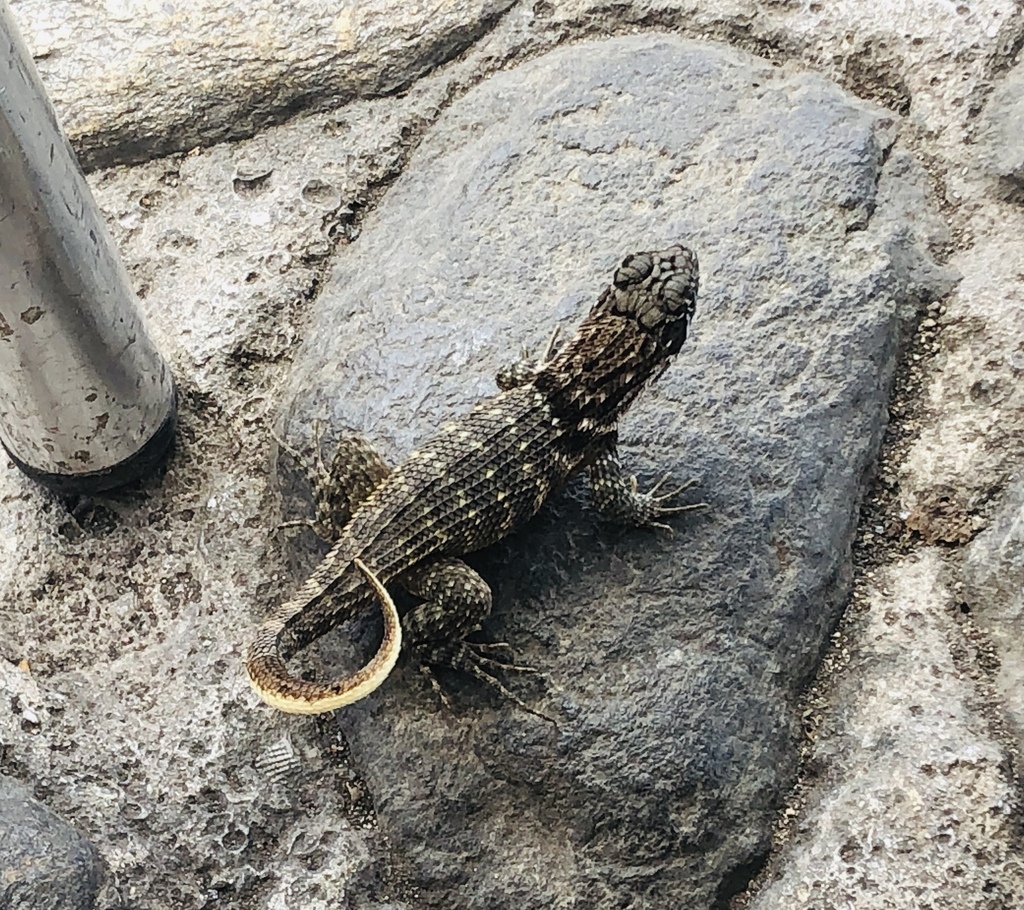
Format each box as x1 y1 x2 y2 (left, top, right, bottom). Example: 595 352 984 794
246 243 700 715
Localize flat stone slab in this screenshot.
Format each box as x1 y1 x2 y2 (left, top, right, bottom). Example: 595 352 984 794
978 59 1024 189
964 478 1024 753
749 552 1024 910
279 34 950 908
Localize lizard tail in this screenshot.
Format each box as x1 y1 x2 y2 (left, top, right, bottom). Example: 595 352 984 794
245 556 402 714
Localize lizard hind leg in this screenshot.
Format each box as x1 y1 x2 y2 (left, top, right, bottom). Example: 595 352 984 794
315 435 391 538
277 425 392 541
401 559 553 722
400 558 494 663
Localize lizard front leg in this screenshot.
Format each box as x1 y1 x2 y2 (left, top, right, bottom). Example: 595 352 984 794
585 432 704 531
495 326 562 391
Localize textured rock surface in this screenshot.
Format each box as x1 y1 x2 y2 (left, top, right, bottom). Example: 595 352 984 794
82 99 448 391
0 773 104 910
977 62 1024 189
277 35 946 907
963 479 1024 754
0 1 1022 909
9 0 512 168
899 53 1024 545
748 552 1024 910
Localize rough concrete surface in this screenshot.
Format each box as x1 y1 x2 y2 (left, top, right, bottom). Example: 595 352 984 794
748 552 1023 910
0 1 1022 909
963 479 1024 757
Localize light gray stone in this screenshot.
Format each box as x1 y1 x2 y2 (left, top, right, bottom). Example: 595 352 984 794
898 218 1024 544
977 61 1024 189
963 477 1024 752
279 34 948 908
8 0 513 169
495 0 1021 169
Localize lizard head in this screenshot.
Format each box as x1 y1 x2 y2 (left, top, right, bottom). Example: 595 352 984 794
601 244 699 355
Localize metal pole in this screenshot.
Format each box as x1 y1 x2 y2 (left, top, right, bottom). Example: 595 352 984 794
0 2 176 494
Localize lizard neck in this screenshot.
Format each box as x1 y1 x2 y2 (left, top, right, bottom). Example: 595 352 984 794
533 310 680 435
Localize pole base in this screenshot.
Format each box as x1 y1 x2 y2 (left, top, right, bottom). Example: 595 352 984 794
3 397 178 495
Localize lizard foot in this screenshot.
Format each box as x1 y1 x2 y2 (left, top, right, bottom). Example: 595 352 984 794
425 643 556 724
272 418 329 481
464 641 538 674
633 473 707 533
495 326 563 390
276 517 322 535
272 420 335 541
587 442 706 532
419 663 453 710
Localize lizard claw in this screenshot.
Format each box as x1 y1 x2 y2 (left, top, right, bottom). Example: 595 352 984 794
656 502 708 514
310 418 329 480
467 648 539 675
647 520 676 535
647 473 699 501
420 664 453 711
496 326 564 390
276 517 323 535
465 640 538 673
270 427 305 464
540 325 562 363
272 419 330 480
467 640 515 659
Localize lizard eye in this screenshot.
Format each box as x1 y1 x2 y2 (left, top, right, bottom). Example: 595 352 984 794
613 252 653 289
662 271 698 317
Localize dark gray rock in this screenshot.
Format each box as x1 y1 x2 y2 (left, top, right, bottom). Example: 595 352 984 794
279 35 949 909
0 774 103 910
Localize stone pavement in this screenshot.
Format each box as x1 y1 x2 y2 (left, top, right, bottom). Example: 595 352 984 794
1 2 1022 908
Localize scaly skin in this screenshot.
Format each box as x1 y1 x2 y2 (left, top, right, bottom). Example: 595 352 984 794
246 244 700 714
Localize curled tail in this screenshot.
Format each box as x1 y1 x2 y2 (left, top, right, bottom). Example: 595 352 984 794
245 557 402 714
